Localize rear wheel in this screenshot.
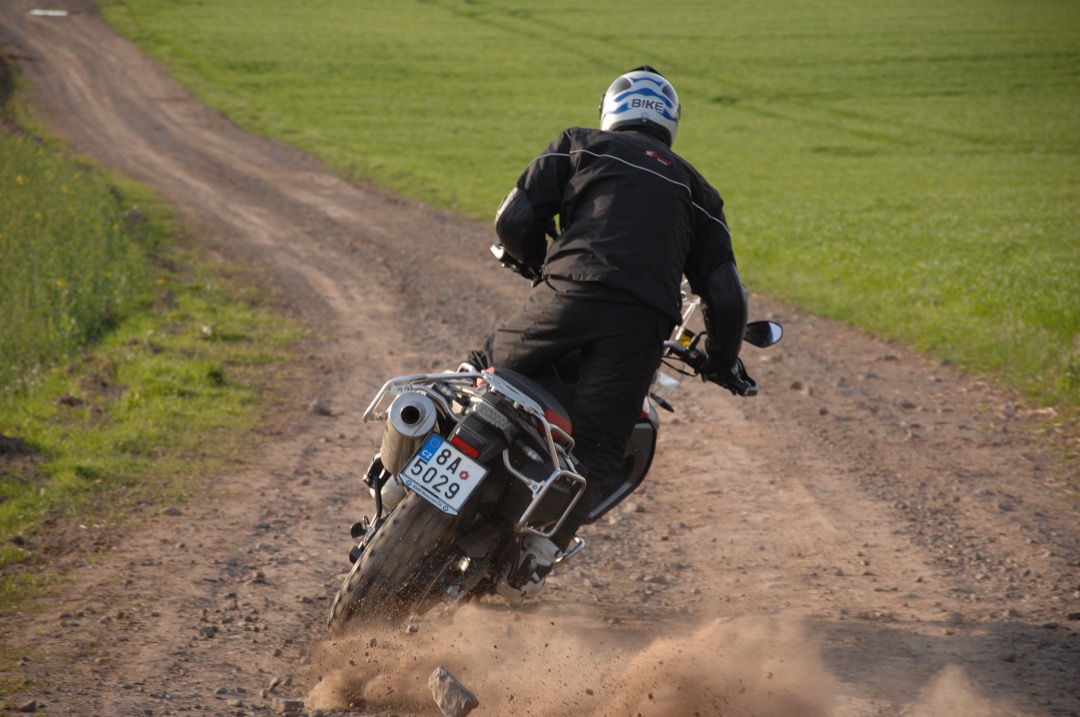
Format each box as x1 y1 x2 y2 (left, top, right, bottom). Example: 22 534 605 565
327 492 469 633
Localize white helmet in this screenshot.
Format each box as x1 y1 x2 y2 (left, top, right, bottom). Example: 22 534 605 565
599 66 681 146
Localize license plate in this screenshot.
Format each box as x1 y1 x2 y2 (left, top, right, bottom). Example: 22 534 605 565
400 434 487 515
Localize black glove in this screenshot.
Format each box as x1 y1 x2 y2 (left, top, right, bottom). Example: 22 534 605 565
702 357 759 397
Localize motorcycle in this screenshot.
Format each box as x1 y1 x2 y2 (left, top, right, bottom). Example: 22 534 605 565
327 245 782 633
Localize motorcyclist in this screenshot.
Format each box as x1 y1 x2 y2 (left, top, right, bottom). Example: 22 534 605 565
469 66 757 600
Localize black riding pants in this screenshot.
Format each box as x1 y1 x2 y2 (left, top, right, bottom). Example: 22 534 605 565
473 278 672 547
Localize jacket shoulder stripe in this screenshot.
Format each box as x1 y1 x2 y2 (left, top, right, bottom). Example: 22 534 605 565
564 149 730 234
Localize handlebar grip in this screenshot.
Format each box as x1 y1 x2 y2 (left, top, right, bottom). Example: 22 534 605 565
491 243 541 283
703 358 758 396
662 341 707 372
685 348 708 372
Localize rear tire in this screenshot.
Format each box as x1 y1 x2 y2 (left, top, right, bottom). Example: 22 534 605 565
327 492 465 634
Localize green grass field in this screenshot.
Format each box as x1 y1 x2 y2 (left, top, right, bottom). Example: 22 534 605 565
102 0 1080 410
1 132 149 391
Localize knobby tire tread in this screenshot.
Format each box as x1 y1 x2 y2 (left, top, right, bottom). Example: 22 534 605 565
328 492 461 633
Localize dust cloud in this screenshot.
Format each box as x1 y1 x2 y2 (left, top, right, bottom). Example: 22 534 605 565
908 664 1020 717
306 603 834 716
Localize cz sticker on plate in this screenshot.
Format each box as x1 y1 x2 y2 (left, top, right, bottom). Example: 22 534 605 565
400 434 487 515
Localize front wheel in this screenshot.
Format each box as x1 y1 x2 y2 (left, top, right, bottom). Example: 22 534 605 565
327 492 468 633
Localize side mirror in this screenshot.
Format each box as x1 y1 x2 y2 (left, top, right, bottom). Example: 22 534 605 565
743 321 783 348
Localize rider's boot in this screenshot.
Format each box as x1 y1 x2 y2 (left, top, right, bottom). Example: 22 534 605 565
496 534 560 605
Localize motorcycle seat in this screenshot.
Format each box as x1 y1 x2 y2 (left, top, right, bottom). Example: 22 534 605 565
487 368 573 440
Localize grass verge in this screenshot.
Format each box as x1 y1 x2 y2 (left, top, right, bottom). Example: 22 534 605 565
0 201 303 613
1 73 148 393
0 136 304 617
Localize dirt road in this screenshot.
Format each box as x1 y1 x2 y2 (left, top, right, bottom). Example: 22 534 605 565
1 2 1077 715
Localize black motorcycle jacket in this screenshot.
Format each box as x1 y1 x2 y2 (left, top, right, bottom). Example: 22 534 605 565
495 126 748 365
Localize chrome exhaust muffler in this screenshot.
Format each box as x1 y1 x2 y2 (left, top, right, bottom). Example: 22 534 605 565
379 392 437 476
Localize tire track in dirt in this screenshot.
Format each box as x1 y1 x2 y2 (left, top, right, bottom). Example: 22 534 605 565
2 2 1077 715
